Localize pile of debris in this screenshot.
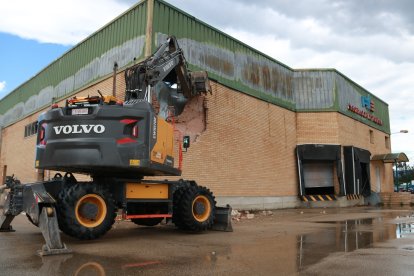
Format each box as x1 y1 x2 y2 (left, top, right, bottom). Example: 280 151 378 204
231 209 273 222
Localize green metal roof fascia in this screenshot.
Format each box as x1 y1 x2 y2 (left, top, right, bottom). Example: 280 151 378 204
295 68 388 106
0 0 148 114
154 0 293 71
186 63 296 111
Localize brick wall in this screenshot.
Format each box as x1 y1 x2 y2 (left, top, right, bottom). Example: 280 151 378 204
296 112 339 145
175 82 298 196
0 72 393 197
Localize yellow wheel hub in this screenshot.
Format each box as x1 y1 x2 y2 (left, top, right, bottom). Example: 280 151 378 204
192 195 211 222
75 194 107 228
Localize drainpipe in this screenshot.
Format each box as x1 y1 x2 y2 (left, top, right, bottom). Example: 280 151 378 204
112 62 118 97
395 160 399 191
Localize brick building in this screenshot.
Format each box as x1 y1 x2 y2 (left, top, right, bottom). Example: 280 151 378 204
0 0 393 209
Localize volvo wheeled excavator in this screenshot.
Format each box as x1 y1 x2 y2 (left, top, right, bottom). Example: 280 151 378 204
0 36 232 256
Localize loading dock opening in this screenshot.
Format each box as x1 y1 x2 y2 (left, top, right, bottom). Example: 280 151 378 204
302 161 335 195
343 146 371 197
296 144 345 197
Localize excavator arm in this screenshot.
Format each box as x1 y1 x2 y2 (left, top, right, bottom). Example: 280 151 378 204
125 36 210 103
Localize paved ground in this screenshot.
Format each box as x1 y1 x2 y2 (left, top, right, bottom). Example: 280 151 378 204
1 206 414 275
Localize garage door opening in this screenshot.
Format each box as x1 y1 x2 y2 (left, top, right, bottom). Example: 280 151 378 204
296 144 345 198
303 161 335 195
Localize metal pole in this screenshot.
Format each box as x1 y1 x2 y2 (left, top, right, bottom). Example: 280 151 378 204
112 62 118 97
404 162 407 190
395 161 399 191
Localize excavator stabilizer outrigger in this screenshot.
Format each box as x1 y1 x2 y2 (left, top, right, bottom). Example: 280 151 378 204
0 176 72 256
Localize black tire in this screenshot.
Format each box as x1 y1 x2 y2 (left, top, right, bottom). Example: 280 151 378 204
56 182 116 240
172 181 196 230
131 218 163 226
172 184 189 230
174 184 216 232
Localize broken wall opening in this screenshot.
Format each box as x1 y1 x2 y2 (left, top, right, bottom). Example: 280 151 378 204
152 82 209 170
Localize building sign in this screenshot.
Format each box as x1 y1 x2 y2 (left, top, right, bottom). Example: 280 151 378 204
361 95 375 112
347 104 383 125
347 95 382 125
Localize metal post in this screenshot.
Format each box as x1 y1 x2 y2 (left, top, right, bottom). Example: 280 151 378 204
395 160 399 191
112 62 118 97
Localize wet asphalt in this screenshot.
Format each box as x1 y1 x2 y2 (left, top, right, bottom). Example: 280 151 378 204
1 206 414 275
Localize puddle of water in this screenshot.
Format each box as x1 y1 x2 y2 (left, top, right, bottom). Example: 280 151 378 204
298 216 414 271
396 222 414 238
33 218 414 275
6 212 414 275
35 254 163 276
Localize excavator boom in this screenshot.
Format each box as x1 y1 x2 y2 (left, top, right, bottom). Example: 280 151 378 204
125 36 210 104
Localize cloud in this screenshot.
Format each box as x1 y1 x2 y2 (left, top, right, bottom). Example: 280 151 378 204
167 0 414 63
0 81 5 92
0 0 130 45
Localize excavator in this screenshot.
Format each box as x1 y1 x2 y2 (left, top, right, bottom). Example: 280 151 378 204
0 36 232 256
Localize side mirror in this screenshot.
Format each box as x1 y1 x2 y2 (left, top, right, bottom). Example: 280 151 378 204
183 136 190 151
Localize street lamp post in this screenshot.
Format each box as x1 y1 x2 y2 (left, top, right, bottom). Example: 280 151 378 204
392 130 409 134
392 130 409 191
395 160 400 191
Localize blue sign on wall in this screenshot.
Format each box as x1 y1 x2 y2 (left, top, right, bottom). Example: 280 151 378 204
361 96 375 112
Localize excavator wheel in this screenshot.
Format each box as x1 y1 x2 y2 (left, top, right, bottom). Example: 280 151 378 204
174 184 216 232
57 183 116 240
131 218 163 227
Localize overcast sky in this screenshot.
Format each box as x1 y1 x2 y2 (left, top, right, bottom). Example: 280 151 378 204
0 0 413 162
